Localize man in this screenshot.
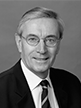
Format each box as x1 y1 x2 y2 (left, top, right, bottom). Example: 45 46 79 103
0 7 81 108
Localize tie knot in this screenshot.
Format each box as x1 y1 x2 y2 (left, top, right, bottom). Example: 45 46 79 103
40 80 49 88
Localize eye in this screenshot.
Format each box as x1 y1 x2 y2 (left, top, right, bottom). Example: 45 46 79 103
48 38 55 42
28 36 38 40
28 37 37 41
27 36 39 45
45 36 58 47
46 37 56 43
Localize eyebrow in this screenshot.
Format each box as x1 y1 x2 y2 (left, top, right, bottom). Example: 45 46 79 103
27 34 38 37
46 35 57 37
26 34 57 39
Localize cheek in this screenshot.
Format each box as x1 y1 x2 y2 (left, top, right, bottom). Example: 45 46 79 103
49 48 58 65
48 47 57 58
21 43 35 60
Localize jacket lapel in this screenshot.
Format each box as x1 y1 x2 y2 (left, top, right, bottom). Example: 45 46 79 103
13 60 35 108
13 60 68 108
50 68 68 108
16 89 35 108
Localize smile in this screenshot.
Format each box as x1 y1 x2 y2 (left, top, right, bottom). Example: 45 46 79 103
33 57 49 61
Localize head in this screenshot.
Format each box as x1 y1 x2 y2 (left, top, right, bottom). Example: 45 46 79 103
15 7 64 79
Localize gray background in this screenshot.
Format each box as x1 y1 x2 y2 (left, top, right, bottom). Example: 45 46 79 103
0 0 81 81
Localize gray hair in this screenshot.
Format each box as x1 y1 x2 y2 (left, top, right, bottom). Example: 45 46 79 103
17 7 64 39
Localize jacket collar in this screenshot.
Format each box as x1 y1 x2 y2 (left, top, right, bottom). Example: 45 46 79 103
13 60 68 108
50 68 68 108
13 59 35 108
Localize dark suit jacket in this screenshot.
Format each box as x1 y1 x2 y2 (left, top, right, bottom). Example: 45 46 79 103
0 60 81 108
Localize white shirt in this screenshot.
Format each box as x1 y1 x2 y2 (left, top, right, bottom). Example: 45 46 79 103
21 60 59 108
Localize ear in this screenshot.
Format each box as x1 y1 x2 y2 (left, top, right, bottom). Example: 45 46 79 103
15 33 22 53
56 41 60 54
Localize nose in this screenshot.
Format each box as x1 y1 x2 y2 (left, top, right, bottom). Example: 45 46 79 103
36 40 47 54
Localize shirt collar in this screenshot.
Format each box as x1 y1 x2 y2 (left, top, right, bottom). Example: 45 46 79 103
20 60 51 91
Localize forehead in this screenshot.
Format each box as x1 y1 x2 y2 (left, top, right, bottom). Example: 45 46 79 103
21 18 59 36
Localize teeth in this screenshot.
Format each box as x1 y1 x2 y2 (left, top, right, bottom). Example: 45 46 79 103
34 57 48 60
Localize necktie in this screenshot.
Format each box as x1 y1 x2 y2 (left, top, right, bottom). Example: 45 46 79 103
40 80 51 108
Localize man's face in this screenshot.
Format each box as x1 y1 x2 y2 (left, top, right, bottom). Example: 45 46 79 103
16 18 60 78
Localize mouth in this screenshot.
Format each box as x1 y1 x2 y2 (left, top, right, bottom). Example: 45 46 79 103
33 57 49 61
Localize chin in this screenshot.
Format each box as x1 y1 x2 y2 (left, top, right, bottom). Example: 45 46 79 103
33 65 49 72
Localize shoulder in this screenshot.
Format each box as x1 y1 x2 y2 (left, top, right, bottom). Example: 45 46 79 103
0 67 15 90
0 67 15 97
50 67 81 87
50 68 81 107
0 66 14 81
50 67 80 80
0 60 20 86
